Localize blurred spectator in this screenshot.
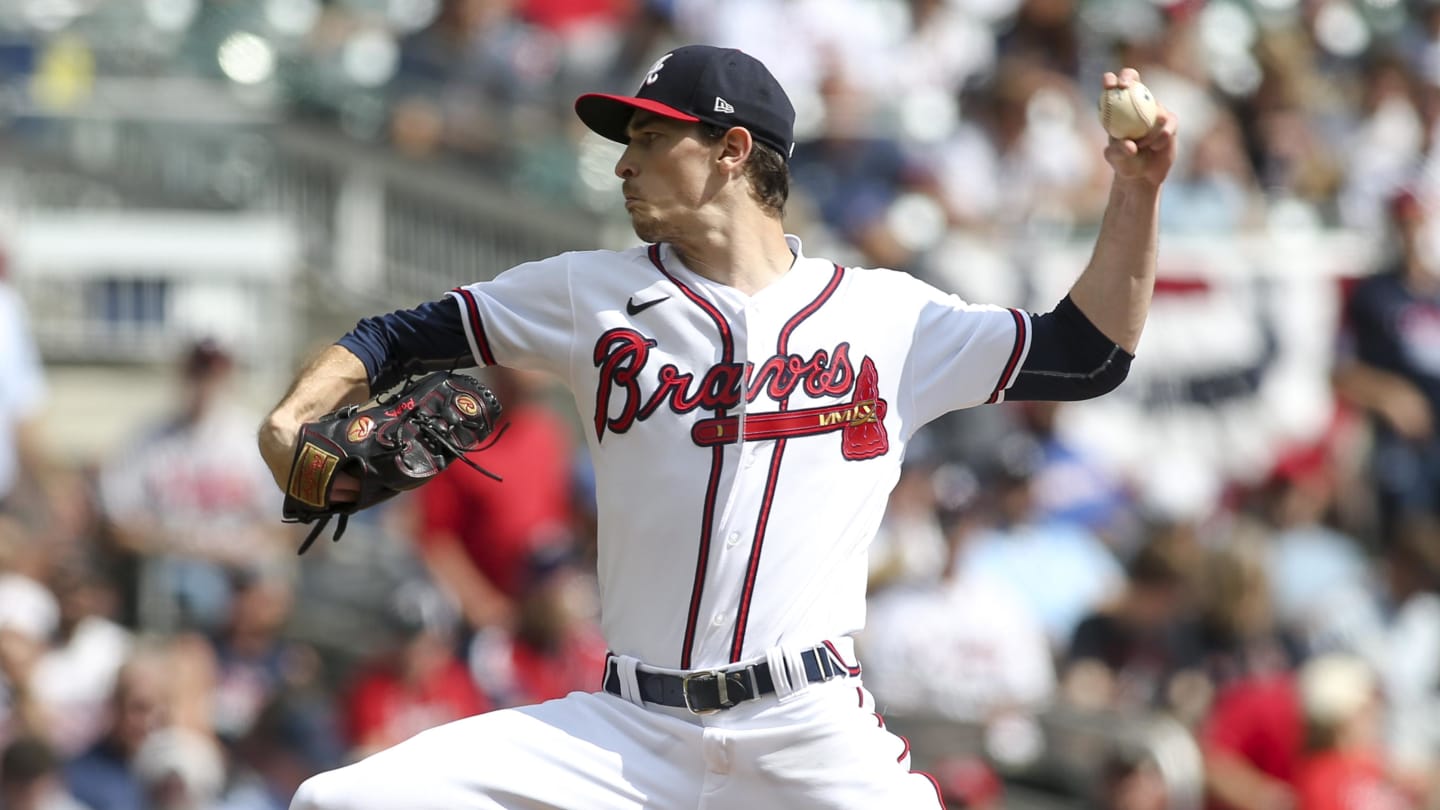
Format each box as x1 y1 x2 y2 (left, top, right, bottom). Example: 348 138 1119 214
1199 670 1303 810
1249 441 1372 652
168 567 317 747
467 545 606 708
0 524 59 744
961 434 1124 649
787 68 941 271
63 647 175 810
0 265 49 526
1293 654 1412 810
1159 110 1264 234
28 557 134 756
867 441 950 593
861 462 1055 724
1244 33 1344 210
131 727 226 810
1062 532 1204 716
1333 188 1440 539
930 61 1109 239
416 366 574 634
98 338 287 634
390 0 563 160
218 692 343 810
1096 746 1170 810
996 0 1081 76
1012 400 1135 546
341 585 490 760
929 754 1005 810
0 735 86 810
1195 531 1304 692
1337 51 1425 232
1308 520 1440 796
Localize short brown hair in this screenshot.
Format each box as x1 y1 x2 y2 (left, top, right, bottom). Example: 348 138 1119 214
700 124 789 217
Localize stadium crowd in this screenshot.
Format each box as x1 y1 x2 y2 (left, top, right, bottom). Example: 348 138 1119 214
2 0 1440 808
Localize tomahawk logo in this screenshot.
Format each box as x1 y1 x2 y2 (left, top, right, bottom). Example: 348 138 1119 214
644 53 672 86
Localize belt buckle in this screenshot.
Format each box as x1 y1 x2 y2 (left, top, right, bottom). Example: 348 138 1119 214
681 669 732 715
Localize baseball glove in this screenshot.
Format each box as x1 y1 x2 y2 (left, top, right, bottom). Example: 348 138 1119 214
283 371 504 555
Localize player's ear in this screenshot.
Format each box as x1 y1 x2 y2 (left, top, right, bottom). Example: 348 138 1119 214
716 126 754 176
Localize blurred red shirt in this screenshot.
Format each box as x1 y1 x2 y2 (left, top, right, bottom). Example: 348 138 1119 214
1201 672 1304 805
1296 751 1411 810
418 406 574 599
520 0 630 31
344 657 491 751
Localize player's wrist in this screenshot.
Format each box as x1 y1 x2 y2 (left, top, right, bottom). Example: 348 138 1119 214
258 412 302 486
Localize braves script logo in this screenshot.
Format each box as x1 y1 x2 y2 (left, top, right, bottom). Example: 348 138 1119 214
592 328 889 459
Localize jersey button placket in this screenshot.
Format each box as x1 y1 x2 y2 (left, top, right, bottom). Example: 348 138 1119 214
725 531 742 547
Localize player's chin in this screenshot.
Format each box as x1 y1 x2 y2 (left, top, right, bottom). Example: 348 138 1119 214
630 214 669 245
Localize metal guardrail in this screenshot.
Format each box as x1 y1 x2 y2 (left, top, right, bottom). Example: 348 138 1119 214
0 113 608 366
271 125 604 310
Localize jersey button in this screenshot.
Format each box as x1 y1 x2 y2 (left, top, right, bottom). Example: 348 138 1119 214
743 453 757 469
711 613 727 627
725 531 741 547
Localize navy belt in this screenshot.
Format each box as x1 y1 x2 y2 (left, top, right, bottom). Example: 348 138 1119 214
603 645 853 714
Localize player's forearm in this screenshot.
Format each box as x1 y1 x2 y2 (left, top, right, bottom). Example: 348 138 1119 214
1067 179 1161 354
258 344 371 489
1332 361 1416 412
422 538 517 630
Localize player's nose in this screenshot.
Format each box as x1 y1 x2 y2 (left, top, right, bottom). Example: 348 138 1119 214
614 147 638 179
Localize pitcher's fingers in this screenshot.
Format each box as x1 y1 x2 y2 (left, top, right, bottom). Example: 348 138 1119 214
1134 110 1176 150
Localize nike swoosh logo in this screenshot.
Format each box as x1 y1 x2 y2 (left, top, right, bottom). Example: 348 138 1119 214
626 295 670 316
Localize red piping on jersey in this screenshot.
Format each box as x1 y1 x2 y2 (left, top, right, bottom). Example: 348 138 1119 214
985 308 1027 404
728 264 845 662
920 772 948 810
451 287 497 366
822 639 862 676
648 244 734 669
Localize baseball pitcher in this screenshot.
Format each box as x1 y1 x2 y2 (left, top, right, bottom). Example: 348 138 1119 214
258 45 1178 810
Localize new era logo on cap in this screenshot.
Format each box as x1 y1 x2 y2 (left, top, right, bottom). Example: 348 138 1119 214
573 45 796 161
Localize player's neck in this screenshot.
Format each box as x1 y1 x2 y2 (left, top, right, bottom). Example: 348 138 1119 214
668 213 794 296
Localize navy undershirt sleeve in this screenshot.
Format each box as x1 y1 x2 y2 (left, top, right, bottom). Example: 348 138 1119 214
1005 295 1134 401
336 299 473 395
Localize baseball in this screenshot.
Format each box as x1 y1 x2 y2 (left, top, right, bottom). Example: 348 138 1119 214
1098 81 1158 141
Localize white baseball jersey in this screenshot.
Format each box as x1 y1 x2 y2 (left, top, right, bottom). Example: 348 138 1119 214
447 236 1030 670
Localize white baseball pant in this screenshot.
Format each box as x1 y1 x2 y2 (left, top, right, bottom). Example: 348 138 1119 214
290 676 945 809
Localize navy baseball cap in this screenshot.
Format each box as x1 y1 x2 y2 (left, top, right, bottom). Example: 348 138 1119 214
575 45 796 161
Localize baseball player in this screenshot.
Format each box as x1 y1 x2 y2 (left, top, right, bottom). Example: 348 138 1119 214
259 46 1178 809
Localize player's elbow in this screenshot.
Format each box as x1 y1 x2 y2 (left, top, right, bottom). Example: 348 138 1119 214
1003 298 1135 402
1007 347 1133 402
1069 347 1132 399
